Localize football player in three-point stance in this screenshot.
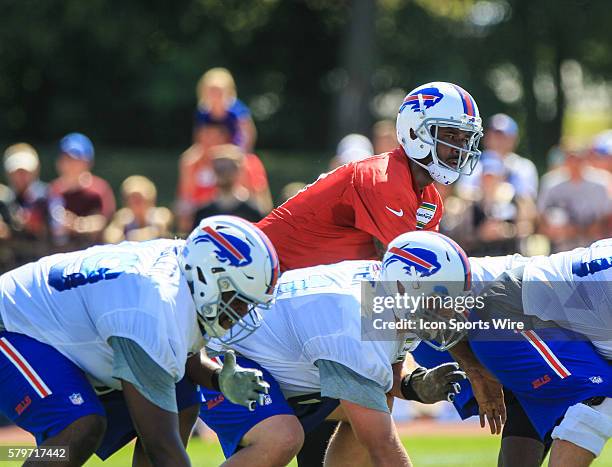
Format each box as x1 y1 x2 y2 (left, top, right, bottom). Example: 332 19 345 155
414 241 612 467
200 231 473 467
0 216 278 466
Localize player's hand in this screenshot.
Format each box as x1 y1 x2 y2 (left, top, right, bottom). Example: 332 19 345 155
467 366 506 435
218 350 270 411
409 362 467 404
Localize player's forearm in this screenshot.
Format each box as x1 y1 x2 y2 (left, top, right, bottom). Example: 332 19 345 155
448 339 482 374
122 381 191 467
364 429 411 467
140 434 191 467
341 400 411 466
389 361 409 399
185 349 222 390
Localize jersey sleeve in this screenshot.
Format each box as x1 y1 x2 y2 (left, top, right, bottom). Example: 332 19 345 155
317 359 389 413
109 336 178 413
421 188 443 232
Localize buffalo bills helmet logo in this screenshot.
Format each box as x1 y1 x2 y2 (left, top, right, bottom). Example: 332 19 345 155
193 226 253 267
400 87 444 113
383 246 441 277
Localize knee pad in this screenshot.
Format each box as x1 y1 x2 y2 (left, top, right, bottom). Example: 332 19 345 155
551 398 612 457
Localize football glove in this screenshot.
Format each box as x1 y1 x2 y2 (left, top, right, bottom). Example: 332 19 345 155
218 350 270 411
401 362 466 404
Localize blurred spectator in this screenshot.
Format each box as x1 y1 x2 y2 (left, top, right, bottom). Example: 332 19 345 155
192 145 263 227
177 118 271 233
196 67 257 152
470 158 533 256
372 119 397 154
538 148 612 251
3 143 49 242
440 158 535 256
458 113 539 200
589 129 612 174
328 133 374 170
104 175 173 244
0 178 16 248
278 181 306 205
48 133 116 249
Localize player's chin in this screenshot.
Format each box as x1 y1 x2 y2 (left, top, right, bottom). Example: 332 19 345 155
219 314 233 330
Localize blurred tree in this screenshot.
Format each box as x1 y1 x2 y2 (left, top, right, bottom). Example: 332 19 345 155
376 0 612 168
0 0 344 151
336 0 376 140
0 0 610 165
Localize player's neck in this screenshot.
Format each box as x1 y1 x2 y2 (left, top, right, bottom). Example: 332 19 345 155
407 158 433 193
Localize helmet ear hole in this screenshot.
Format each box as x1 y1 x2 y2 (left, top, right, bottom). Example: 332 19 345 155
409 129 418 140
196 267 207 284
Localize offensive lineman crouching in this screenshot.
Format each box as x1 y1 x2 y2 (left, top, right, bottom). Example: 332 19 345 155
199 232 503 466
0 216 278 466
414 241 612 466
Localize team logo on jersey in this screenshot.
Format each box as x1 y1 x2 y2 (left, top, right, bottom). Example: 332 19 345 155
69 393 85 405
589 376 603 384
400 87 444 113
383 247 441 277
194 226 253 267
416 202 437 229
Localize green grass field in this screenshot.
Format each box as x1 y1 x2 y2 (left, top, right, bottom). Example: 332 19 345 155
3 435 608 466
89 436 612 466
0 435 612 467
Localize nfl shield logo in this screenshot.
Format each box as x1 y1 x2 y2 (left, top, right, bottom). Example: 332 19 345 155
69 393 85 405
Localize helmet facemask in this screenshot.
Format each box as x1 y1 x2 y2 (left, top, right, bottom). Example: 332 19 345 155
411 290 469 352
388 277 468 351
411 116 482 185
183 262 266 345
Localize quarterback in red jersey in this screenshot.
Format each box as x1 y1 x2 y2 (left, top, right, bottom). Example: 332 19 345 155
257 81 483 271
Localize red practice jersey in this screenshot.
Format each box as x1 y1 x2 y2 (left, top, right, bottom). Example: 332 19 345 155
257 147 443 271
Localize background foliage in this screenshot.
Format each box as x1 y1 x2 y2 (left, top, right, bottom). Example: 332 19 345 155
1 0 612 179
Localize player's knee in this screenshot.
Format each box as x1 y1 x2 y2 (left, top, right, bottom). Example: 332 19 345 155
274 420 305 462
551 399 612 458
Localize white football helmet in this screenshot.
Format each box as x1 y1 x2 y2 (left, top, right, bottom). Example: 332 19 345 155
397 81 483 185
380 231 472 351
179 215 279 344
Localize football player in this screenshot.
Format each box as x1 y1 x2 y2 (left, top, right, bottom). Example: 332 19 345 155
199 232 503 466
257 81 485 463
257 81 483 272
413 240 612 467
0 216 278 465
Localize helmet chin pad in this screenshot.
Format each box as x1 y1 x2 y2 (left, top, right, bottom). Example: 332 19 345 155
427 162 461 185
